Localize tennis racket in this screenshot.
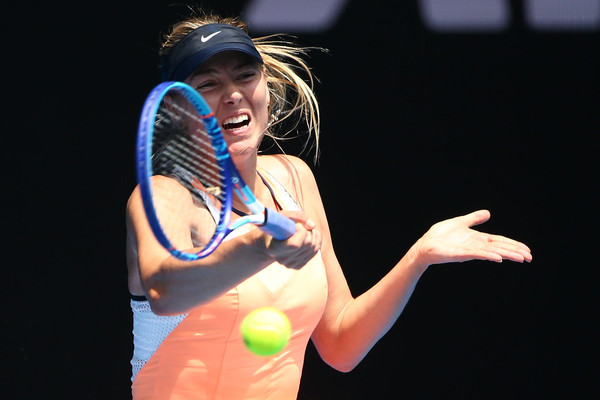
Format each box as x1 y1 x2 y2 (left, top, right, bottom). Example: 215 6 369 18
136 81 297 261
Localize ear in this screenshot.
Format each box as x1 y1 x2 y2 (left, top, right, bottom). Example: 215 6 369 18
266 84 271 106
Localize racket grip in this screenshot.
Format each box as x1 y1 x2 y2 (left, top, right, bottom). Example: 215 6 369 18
261 208 297 240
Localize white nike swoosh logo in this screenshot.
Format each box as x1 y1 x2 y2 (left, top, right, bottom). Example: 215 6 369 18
201 31 222 42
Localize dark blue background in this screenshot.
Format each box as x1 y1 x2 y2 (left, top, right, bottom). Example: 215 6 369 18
4 1 598 398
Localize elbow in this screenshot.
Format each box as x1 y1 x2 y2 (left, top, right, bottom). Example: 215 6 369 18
324 357 361 373
313 329 370 372
145 287 175 316
332 363 358 373
318 349 364 373
143 276 184 316
146 290 190 316
143 275 208 316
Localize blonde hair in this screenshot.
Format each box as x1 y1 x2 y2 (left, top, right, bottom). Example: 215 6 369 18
159 12 323 162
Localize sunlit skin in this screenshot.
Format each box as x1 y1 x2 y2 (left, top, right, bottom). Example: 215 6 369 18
126 50 532 373
185 51 271 200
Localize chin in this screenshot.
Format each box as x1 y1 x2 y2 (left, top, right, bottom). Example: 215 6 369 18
227 131 265 154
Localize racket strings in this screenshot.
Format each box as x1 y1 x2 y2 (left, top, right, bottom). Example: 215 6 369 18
159 135 223 195
150 97 229 250
152 100 226 202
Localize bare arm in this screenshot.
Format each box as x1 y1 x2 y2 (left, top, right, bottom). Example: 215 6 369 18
126 174 320 315
280 158 532 372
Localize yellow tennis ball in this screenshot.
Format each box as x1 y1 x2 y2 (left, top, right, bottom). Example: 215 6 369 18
241 307 291 357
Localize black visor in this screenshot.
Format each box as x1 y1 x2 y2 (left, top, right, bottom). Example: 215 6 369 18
160 23 263 82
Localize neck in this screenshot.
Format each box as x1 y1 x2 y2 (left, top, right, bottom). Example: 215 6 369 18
234 154 258 189
230 152 262 212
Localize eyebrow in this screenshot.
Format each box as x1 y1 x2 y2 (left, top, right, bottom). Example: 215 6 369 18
194 61 258 77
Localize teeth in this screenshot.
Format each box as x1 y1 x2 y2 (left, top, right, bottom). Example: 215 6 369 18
222 114 249 128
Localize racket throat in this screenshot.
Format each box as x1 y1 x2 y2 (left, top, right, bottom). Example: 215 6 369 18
258 209 269 227
231 206 251 217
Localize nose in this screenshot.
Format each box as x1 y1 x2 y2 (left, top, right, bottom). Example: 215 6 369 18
223 82 243 105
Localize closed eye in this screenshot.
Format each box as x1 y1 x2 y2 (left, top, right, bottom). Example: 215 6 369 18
195 81 217 92
235 70 259 85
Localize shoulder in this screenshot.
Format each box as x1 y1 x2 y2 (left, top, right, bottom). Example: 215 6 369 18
257 154 319 207
258 154 317 188
126 175 192 216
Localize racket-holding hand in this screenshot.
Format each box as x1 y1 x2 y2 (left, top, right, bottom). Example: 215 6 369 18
411 210 533 267
263 210 322 269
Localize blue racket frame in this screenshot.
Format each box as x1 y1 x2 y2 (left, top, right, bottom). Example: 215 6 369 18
136 81 296 261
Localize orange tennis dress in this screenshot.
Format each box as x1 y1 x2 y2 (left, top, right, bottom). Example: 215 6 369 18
130 170 328 399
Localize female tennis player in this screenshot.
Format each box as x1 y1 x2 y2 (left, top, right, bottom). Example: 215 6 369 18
125 10 532 400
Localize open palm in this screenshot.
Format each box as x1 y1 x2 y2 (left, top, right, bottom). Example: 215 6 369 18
414 210 532 266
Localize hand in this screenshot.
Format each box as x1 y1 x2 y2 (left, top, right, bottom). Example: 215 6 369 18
264 210 322 269
413 210 532 266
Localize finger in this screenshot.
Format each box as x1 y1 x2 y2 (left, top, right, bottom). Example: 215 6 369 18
304 219 316 230
487 238 533 263
478 246 527 263
486 234 533 261
460 209 491 228
465 248 504 263
310 227 322 248
279 230 321 269
491 242 532 262
279 210 316 230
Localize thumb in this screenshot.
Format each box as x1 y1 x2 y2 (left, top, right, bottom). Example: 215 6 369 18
461 209 491 228
279 210 316 230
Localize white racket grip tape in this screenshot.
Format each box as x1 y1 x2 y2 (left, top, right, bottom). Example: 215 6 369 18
260 208 297 240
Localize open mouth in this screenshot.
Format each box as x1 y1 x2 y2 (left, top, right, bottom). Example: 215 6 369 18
222 114 250 131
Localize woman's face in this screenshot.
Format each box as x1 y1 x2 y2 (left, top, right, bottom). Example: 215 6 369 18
185 51 270 158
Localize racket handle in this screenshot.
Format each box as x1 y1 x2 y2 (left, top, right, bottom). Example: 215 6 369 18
261 208 297 240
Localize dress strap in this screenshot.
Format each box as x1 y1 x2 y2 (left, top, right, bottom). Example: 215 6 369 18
256 168 301 212
257 170 282 211
171 165 222 222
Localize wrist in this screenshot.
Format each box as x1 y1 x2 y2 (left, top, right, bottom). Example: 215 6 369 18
407 239 431 273
247 228 275 262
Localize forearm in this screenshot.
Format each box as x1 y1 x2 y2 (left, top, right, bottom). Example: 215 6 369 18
316 209 533 371
143 230 273 315
319 244 428 371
